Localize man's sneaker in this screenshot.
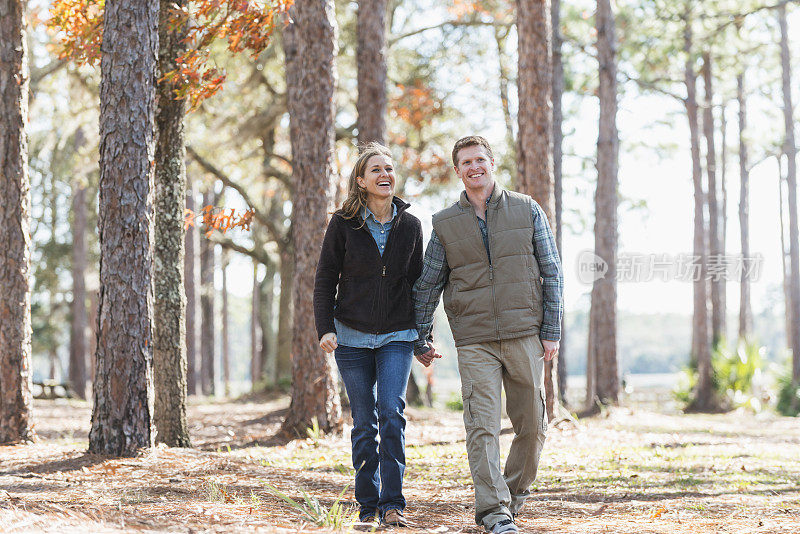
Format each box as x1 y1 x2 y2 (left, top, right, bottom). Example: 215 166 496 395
487 518 519 534
358 512 378 524
382 508 408 527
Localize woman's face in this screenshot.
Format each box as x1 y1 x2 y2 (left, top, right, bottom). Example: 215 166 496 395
357 154 395 201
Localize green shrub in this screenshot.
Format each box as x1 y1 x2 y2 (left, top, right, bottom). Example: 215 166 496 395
713 339 763 400
674 339 765 409
445 392 463 411
776 363 800 416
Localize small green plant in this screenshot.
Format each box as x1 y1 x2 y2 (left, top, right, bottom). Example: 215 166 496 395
204 480 234 503
262 482 357 529
445 392 463 411
306 416 322 446
776 362 800 416
675 339 764 409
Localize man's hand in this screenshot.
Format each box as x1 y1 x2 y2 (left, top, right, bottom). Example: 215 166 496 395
542 339 559 362
415 343 441 367
320 332 338 353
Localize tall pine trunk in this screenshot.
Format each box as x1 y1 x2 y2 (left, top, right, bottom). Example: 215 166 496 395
260 260 277 383
200 189 216 396
587 0 619 407
70 171 89 400
552 0 567 402
702 53 724 347
221 249 230 397
282 0 342 435
276 247 293 381
153 0 190 446
356 0 387 145
184 179 199 395
516 0 558 419
684 10 714 412
779 5 800 389
251 262 262 389
89 0 158 455
737 72 752 340
0 0 34 443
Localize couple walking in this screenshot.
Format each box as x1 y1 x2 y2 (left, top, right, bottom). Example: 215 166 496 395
313 136 563 533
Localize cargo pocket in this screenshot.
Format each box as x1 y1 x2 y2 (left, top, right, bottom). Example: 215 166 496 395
461 382 476 429
539 388 548 433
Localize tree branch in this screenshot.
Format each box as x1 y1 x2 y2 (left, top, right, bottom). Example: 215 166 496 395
389 20 511 46
186 145 288 243
208 234 272 265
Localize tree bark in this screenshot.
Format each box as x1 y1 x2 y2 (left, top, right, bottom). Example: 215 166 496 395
89 0 158 455
737 72 752 340
260 259 277 383
702 52 724 347
251 262 262 389
276 247 293 381
516 0 558 420
684 11 714 412
587 0 619 406
779 5 800 388
184 179 199 395
552 0 567 402
356 0 387 145
70 160 89 401
0 0 34 445
221 249 230 397
200 189 216 396
153 0 190 447
282 0 342 435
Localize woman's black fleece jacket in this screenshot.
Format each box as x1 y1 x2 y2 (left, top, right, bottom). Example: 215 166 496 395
313 197 423 340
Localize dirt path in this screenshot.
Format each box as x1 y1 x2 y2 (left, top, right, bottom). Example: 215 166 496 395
1 398 798 533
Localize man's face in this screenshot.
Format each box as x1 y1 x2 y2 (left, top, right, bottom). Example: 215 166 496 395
454 145 494 192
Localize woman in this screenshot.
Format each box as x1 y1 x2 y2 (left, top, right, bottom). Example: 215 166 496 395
313 143 423 527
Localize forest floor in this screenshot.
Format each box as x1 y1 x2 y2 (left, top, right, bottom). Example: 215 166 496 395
1 395 798 533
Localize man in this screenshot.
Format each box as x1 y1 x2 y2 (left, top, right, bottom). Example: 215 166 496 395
412 136 563 534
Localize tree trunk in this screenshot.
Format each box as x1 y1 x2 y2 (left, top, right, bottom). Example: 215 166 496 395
251 262 262 389
406 370 422 406
70 171 89 401
516 0 558 420
779 5 800 389
684 12 714 412
780 157 793 347
0 0 34 444
184 179 199 395
737 72 752 340
720 103 728 332
153 0 190 447
282 0 343 435
356 0 387 145
587 0 619 406
260 259 277 383
495 25 516 180
702 52 724 347
89 0 158 456
552 0 567 403
276 247 293 381
221 249 230 397
200 189 216 396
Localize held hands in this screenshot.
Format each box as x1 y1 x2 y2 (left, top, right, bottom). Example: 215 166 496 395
320 332 338 353
542 339 559 362
415 342 442 367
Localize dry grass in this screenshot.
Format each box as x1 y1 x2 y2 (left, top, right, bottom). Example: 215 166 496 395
0 396 798 533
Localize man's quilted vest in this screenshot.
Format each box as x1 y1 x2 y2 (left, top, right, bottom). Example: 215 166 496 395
432 187 543 346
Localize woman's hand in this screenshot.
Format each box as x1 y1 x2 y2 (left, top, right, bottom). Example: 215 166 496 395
320 332 338 353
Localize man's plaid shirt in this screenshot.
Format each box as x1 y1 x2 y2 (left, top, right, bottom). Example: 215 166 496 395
412 199 564 355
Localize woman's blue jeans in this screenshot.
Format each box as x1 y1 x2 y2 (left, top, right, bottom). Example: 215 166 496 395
334 341 413 519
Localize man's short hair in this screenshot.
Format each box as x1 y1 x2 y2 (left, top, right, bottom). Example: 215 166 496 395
452 136 494 167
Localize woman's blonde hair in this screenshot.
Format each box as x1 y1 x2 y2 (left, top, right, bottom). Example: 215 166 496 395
338 142 394 220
